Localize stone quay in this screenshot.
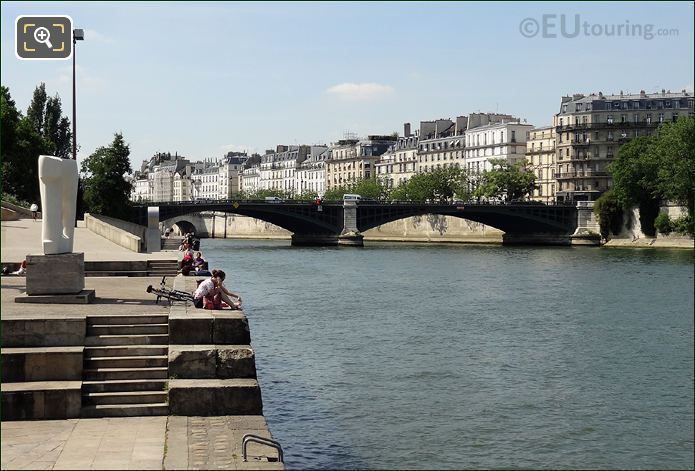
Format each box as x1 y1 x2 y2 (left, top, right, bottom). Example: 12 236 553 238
1 216 284 470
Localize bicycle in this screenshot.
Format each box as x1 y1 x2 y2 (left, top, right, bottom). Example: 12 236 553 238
146 276 194 305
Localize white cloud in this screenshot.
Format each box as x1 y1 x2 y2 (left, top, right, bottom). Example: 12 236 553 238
325 82 394 102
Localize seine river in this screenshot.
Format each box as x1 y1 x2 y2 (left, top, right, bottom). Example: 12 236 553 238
204 239 694 469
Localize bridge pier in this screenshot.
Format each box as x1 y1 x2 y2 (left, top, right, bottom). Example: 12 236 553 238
502 233 572 246
291 234 339 247
338 233 364 247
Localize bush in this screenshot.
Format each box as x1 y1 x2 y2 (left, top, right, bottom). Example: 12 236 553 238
2 192 31 208
594 190 623 239
653 213 672 235
672 215 694 236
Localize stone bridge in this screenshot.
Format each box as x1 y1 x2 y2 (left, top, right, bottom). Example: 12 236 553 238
130 200 588 247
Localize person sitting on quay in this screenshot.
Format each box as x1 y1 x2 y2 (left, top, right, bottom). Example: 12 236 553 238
192 269 242 310
2 260 27 276
192 251 205 270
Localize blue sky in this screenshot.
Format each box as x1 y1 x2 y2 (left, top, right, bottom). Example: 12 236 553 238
2 1 693 166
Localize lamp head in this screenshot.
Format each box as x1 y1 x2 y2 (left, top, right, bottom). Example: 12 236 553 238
73 29 84 41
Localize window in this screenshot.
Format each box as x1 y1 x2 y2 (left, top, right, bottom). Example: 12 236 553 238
647 114 652 124
607 115 614 124
511 131 516 143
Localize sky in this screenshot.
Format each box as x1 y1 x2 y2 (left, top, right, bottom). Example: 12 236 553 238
2 1 693 168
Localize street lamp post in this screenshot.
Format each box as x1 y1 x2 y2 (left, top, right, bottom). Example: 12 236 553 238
72 28 84 160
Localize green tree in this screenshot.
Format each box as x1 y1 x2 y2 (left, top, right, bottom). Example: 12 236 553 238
388 167 468 202
81 133 133 220
43 94 72 158
473 159 536 201
593 189 624 239
1 86 52 203
26 83 47 134
652 118 695 218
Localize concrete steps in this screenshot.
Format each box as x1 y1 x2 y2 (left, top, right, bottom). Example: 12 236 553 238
81 315 169 418
82 379 168 393
147 260 179 277
81 403 169 418
83 367 168 381
85 334 169 346
84 345 167 357
83 390 168 405
160 239 181 250
85 355 168 369
87 324 169 336
85 314 168 325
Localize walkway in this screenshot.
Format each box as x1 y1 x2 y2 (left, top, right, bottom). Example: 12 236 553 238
1 219 175 262
1 416 284 470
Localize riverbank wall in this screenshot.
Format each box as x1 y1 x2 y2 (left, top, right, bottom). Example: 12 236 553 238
603 204 694 249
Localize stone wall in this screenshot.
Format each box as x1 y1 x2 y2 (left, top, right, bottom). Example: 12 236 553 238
168 213 502 243
85 213 145 252
1 201 40 219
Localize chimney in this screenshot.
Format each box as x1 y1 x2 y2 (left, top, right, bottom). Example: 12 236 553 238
662 89 666 95
598 91 603 98
404 122 411 137
640 90 647 97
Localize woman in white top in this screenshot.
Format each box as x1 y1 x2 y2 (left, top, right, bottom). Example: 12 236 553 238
193 269 242 309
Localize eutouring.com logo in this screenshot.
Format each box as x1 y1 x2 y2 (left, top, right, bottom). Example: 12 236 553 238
519 14 679 40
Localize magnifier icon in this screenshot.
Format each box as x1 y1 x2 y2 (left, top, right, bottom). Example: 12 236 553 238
33 27 53 49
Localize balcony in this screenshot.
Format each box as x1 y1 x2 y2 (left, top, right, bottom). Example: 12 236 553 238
556 170 610 179
555 121 661 131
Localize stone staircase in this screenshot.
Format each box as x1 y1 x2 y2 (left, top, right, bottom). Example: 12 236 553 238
147 260 179 277
81 314 169 417
161 238 181 251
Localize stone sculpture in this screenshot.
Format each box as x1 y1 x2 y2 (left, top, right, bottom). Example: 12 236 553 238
38 155 78 254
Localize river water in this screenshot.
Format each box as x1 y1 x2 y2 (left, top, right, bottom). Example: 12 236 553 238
203 239 694 469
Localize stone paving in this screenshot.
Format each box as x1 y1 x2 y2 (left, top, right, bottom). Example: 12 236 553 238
1 218 175 262
1 416 284 470
1 417 166 470
1 276 170 319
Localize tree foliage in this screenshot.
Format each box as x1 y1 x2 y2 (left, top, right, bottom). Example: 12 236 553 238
389 166 469 202
609 118 695 235
593 189 624 239
1 84 73 204
473 158 536 201
323 178 390 201
81 133 133 220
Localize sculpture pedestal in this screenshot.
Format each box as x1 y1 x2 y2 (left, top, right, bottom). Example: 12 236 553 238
18 253 93 303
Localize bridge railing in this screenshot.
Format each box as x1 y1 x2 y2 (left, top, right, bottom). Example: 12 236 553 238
132 199 578 208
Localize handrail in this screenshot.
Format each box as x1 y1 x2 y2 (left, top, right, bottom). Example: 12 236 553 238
242 434 284 462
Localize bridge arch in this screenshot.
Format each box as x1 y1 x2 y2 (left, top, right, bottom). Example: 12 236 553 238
169 219 198 236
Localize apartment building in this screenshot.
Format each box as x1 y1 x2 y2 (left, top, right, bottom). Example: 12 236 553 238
526 126 556 203
325 135 397 190
296 147 330 196
416 117 467 175
554 89 695 202
464 118 533 177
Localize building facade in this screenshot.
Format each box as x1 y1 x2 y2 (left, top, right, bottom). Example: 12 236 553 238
464 120 533 181
554 89 695 202
325 135 397 190
376 133 419 189
296 147 330 196
526 126 556 203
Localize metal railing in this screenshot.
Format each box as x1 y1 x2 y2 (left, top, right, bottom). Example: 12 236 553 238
242 434 284 463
